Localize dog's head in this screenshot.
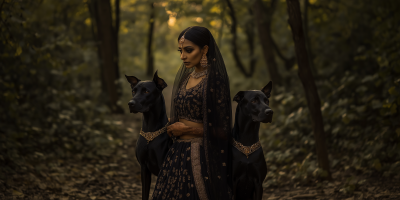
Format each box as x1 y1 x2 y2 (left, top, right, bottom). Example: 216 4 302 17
125 71 167 113
233 81 273 123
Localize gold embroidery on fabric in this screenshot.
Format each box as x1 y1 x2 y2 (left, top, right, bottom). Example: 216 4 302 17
202 75 211 178
176 137 204 146
174 75 206 123
232 138 261 158
139 122 170 143
188 138 209 200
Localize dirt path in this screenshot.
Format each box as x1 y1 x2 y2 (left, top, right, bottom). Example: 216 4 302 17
1 111 398 199
261 178 400 200
0 113 144 199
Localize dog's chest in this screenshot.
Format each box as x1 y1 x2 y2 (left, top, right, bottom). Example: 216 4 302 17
136 135 165 160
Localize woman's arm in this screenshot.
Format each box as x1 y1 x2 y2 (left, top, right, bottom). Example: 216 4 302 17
167 122 203 137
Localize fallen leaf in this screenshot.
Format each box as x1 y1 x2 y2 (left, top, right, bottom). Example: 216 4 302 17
292 194 316 199
12 190 24 197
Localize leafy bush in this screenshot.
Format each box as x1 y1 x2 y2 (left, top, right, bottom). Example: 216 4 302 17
0 1 123 178
260 0 400 187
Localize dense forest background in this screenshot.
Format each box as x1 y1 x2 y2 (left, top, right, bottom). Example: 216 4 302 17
1 0 399 199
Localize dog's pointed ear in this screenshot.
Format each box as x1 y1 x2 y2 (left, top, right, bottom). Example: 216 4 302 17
125 75 141 88
153 70 167 91
261 81 272 98
233 91 245 103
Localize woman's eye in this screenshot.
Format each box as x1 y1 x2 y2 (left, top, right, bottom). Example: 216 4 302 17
177 49 182 53
186 50 192 53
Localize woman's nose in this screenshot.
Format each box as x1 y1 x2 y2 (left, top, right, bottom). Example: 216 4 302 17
180 52 186 60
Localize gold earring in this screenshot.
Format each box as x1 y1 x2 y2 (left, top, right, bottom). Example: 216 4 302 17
200 54 207 68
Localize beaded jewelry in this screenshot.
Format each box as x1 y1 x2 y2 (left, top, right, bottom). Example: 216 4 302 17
232 138 261 158
179 26 193 48
190 69 208 79
140 122 170 144
200 54 208 68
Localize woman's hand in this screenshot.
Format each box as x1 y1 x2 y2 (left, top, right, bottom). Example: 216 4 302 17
167 122 187 137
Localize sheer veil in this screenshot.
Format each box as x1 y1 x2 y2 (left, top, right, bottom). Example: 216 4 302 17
170 26 233 199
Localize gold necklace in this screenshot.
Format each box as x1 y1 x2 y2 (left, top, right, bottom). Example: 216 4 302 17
140 122 170 144
232 138 261 158
191 70 208 78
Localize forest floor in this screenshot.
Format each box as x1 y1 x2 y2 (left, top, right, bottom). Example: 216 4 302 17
1 112 399 199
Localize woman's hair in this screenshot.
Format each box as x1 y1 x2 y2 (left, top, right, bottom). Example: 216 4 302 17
177 26 211 50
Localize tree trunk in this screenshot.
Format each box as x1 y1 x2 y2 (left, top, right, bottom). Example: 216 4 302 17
114 0 120 80
217 1 226 48
87 1 108 101
245 8 257 74
303 0 318 77
252 0 282 86
146 3 155 77
286 0 331 180
225 0 256 77
89 0 123 113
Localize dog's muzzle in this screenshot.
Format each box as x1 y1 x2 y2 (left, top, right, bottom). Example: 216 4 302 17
128 100 139 113
128 100 149 113
263 109 273 123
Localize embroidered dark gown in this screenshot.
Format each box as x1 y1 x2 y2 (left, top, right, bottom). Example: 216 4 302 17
151 76 211 200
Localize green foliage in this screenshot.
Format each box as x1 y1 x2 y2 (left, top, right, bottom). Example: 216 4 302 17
0 1 122 178
259 0 400 187
1 0 399 194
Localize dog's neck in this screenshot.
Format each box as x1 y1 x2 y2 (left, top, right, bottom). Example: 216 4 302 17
141 95 168 132
232 106 261 146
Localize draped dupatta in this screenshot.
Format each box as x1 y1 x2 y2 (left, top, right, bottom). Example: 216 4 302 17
170 27 233 199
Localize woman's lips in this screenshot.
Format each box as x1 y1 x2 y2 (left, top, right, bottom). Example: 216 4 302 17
184 62 190 65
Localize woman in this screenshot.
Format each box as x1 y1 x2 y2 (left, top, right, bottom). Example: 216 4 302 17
151 26 233 200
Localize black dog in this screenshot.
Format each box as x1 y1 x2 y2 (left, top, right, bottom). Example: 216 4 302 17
232 81 273 200
125 71 173 200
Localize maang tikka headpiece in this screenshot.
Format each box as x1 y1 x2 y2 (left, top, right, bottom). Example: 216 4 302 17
179 26 209 68
179 26 193 48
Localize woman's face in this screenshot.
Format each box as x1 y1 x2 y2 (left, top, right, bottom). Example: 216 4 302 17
178 39 207 69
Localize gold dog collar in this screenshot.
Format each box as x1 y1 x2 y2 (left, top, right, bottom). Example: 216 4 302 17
232 138 261 158
140 122 170 143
